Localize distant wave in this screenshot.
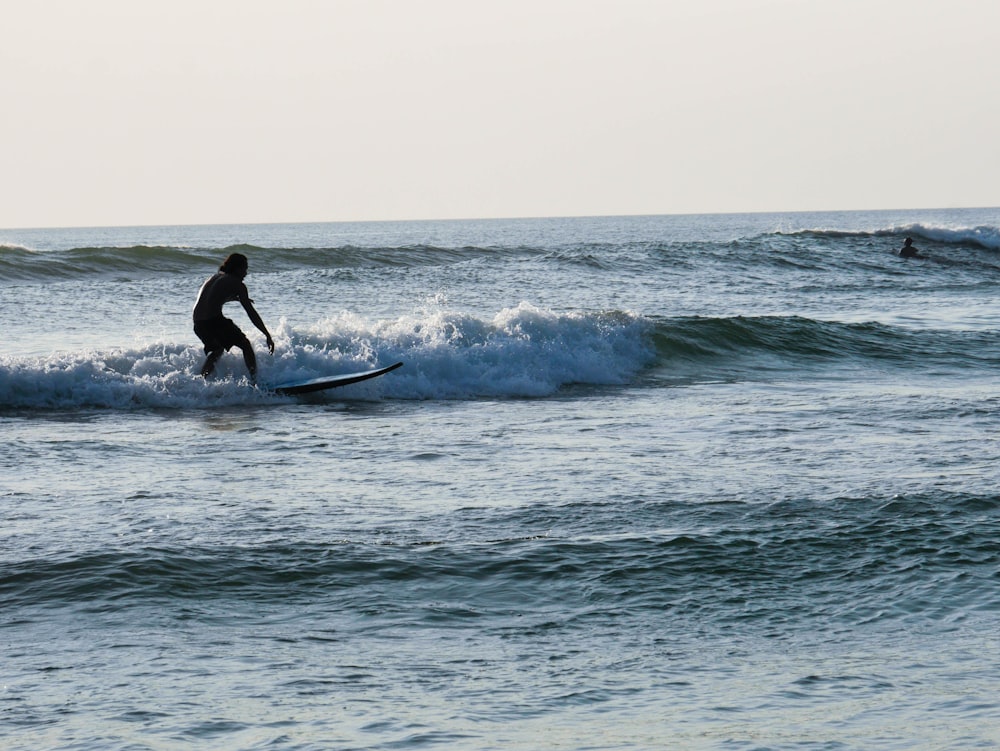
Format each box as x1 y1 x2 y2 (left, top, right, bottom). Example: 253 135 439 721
895 223 1000 250
772 223 1000 250
0 244 218 280
650 315 1000 371
2 306 997 410
0 243 535 280
5 219 999 282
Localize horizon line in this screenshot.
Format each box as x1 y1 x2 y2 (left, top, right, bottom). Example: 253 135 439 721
3 205 998 233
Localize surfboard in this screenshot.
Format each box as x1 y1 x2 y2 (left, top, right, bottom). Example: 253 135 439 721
271 361 403 396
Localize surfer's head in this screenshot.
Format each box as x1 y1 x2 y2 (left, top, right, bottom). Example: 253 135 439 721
904 237 913 246
220 253 249 277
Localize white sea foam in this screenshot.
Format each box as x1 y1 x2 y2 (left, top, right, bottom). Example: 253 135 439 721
0 303 655 408
887 222 1000 250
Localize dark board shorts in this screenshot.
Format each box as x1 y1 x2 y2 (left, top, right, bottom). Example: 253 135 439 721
194 317 250 354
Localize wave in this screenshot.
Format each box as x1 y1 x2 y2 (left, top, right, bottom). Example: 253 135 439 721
651 315 1000 368
0 242 532 281
0 243 217 279
5 219 999 283
0 304 654 408
772 223 1000 250
2 305 996 410
4 492 997 625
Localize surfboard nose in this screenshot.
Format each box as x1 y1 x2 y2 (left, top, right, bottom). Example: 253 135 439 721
271 361 403 396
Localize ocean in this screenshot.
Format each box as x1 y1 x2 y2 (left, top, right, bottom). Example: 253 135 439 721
2 208 999 750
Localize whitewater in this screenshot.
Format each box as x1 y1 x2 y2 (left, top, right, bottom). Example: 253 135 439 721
2 208 1000 750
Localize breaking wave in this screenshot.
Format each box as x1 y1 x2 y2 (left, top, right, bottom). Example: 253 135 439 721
2 303 996 410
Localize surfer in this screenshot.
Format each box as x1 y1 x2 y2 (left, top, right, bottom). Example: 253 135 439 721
192 252 275 381
899 237 919 258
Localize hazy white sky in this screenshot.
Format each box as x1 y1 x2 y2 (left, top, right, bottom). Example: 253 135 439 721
2 0 997 228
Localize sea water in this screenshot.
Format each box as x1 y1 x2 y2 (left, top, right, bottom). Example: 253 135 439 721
2 209 999 749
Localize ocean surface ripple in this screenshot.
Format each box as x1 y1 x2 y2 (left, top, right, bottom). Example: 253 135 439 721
3 208 1000 750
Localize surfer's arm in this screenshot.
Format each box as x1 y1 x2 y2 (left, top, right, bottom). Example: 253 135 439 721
239 293 275 354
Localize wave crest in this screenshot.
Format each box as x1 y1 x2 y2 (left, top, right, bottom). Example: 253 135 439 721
773 223 1000 250
0 243 531 280
0 304 655 408
3 307 996 410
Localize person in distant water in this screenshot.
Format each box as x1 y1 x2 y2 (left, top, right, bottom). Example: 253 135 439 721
899 237 920 258
193 252 275 380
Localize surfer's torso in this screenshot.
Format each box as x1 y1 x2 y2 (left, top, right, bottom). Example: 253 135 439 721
192 272 248 322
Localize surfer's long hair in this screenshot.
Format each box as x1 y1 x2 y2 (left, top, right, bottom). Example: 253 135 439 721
220 253 249 274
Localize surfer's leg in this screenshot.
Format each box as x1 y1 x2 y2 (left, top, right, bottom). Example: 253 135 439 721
195 320 229 379
230 331 257 380
200 349 223 378
239 345 258 380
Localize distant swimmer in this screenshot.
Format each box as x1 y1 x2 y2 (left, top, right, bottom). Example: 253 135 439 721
899 237 920 258
193 252 275 381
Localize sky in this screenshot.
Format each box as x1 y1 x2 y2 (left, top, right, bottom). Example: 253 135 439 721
2 0 998 228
